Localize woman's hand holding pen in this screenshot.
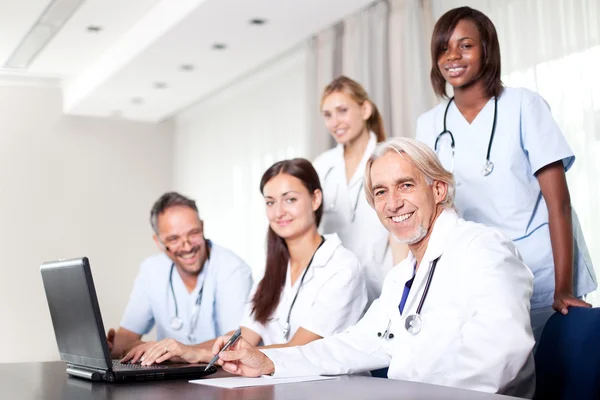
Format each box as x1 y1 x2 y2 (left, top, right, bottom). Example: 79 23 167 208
212 335 274 377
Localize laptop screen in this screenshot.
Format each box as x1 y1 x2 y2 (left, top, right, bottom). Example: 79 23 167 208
40 258 111 370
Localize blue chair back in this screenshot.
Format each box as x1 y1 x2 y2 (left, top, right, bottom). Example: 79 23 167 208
534 307 600 400
370 367 388 378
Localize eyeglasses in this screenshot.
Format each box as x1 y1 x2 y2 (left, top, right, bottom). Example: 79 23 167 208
160 228 203 252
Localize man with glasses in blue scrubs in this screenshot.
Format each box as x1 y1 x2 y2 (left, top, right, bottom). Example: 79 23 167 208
107 192 252 359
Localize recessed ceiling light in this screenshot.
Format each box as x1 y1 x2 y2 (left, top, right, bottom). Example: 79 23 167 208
86 25 102 33
180 64 195 71
131 97 143 105
212 43 227 50
250 18 267 25
153 82 168 89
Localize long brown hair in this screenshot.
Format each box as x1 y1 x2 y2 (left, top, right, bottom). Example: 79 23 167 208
430 7 503 99
251 158 324 324
321 76 387 143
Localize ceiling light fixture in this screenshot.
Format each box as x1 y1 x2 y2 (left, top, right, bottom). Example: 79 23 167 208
131 97 143 105
153 82 168 89
86 25 103 33
180 64 195 71
3 0 85 69
212 43 227 50
249 18 267 25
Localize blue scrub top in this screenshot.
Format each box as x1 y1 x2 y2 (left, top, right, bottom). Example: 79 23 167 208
416 87 597 309
120 242 253 343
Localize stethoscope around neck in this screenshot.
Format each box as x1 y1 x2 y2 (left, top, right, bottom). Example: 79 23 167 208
169 242 210 342
322 166 363 222
281 237 326 340
434 96 498 177
377 256 441 339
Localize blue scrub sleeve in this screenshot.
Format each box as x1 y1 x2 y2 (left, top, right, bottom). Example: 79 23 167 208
521 93 575 174
119 270 155 335
214 262 253 336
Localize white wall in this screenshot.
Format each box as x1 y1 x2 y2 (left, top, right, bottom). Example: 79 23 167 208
174 45 311 280
0 85 174 363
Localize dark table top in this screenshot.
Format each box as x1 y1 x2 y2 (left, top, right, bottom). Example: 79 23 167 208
0 361 523 400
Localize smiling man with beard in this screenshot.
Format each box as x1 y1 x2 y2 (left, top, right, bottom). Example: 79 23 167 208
106 192 252 358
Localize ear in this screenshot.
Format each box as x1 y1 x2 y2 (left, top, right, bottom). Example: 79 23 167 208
432 180 448 205
153 234 165 251
312 188 323 212
361 100 373 121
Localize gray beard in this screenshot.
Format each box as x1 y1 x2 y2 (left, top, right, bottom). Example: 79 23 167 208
392 224 428 245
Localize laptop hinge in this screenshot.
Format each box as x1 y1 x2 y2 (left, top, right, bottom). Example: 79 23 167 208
66 365 105 381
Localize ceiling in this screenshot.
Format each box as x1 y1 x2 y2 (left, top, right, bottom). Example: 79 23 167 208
0 0 375 122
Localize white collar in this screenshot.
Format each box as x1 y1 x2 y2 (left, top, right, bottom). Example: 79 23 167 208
288 233 342 286
392 209 459 284
334 132 377 187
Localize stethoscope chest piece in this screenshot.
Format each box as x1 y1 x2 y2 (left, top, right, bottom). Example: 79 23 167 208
436 97 498 177
282 322 290 340
405 314 422 335
170 316 184 331
481 160 494 176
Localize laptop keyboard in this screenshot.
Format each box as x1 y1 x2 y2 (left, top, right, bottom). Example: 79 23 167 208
112 360 170 369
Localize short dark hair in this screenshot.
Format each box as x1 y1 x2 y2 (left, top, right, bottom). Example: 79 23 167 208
430 6 503 99
150 192 199 234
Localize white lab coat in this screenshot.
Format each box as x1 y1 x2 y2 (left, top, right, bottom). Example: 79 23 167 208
313 133 392 305
262 210 536 398
240 234 367 345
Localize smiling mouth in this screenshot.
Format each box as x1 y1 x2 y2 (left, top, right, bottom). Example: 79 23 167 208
391 212 414 223
446 66 466 77
176 246 200 260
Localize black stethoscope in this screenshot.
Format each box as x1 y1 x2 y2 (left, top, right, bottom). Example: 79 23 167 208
434 97 498 176
169 241 210 342
282 237 326 340
377 256 440 338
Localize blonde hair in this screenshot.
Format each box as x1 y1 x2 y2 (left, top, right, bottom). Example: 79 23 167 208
321 76 386 143
364 137 455 209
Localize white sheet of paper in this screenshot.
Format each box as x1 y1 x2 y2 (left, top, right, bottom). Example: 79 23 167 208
189 375 337 388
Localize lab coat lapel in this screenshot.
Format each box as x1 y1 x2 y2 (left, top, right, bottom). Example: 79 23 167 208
298 234 340 286
347 132 377 188
384 253 417 319
396 210 458 317
331 146 351 216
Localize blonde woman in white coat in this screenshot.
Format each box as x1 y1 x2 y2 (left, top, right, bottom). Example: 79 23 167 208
314 76 407 304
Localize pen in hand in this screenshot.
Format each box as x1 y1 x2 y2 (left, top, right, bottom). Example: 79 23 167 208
205 328 242 371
